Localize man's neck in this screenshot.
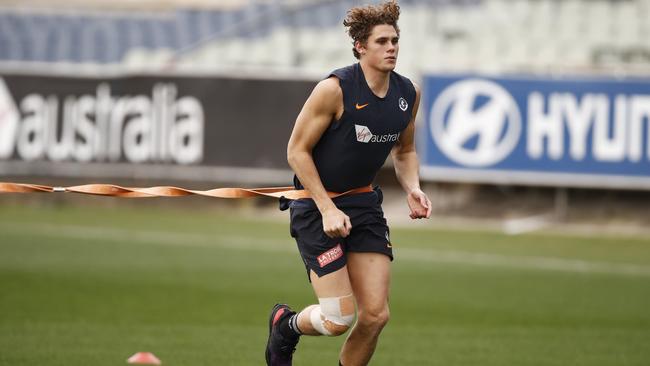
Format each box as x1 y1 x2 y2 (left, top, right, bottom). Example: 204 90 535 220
359 61 391 98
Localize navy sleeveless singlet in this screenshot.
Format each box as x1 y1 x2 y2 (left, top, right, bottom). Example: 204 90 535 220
294 63 416 193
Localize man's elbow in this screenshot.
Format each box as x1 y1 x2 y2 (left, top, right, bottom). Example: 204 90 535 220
392 147 414 160
287 147 303 168
287 150 296 168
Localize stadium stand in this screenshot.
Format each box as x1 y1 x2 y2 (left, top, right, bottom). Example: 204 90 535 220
1 0 649 76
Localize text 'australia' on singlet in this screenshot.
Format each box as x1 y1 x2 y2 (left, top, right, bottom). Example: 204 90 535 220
294 63 416 193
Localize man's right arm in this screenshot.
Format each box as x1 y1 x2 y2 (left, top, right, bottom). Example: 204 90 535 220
287 77 352 238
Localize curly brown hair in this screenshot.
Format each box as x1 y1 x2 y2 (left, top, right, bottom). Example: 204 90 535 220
343 0 401 59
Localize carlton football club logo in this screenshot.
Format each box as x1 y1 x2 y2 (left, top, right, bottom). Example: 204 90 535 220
398 97 408 111
429 79 521 167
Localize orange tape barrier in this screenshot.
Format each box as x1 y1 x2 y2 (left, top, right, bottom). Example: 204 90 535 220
0 182 373 200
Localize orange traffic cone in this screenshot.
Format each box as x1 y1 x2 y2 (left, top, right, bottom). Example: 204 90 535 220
127 352 162 365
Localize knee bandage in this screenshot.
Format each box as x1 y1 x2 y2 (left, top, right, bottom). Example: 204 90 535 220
309 294 355 336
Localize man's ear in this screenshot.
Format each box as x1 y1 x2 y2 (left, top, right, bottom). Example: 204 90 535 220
354 40 365 55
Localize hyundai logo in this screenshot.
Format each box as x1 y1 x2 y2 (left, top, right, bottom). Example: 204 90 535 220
430 79 521 167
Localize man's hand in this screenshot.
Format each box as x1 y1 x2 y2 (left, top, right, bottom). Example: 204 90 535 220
321 207 352 238
407 188 432 219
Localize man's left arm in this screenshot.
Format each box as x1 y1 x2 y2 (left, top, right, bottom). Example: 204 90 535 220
391 83 432 219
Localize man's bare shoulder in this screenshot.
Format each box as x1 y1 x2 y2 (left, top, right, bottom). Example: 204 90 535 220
312 76 343 100
305 76 343 115
412 81 421 95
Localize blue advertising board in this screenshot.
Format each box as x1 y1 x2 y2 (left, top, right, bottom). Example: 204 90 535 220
419 74 650 189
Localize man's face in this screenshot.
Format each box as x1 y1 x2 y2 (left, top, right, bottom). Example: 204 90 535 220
358 24 399 71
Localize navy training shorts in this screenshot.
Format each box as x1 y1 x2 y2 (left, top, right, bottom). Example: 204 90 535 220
288 186 393 280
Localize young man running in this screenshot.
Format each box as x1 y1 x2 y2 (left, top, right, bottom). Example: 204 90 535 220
266 1 431 365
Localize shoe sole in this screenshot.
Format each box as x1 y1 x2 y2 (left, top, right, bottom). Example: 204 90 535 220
265 303 286 366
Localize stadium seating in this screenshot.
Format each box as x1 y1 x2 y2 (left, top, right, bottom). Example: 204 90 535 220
0 0 649 75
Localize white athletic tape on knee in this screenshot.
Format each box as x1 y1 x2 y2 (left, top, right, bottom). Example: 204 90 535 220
309 294 355 336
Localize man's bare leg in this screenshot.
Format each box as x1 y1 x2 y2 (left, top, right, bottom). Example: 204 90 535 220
339 252 391 366
265 267 355 365
296 267 355 336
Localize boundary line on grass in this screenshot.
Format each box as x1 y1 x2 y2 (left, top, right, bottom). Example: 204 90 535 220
2 222 650 277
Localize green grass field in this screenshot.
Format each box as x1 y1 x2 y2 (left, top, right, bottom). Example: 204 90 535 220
1 200 649 365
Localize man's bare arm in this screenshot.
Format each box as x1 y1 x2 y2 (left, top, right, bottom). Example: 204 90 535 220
391 83 432 219
287 77 352 237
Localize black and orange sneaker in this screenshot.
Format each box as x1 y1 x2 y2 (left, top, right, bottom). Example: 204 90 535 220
265 303 300 366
